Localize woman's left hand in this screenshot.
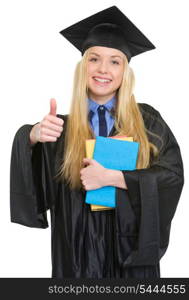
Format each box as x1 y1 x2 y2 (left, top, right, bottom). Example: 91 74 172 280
80 158 108 190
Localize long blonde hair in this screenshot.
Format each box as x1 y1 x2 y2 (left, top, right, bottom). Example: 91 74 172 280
57 48 161 189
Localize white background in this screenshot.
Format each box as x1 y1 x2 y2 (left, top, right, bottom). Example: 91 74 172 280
0 0 188 277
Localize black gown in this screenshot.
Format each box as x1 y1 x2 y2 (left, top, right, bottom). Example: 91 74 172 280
10 103 184 278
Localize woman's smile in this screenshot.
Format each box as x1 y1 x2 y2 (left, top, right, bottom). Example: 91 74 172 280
93 76 112 87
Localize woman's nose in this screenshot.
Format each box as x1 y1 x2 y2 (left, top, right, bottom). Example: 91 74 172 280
98 61 108 73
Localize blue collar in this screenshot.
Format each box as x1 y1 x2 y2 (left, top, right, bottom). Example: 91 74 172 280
88 96 116 113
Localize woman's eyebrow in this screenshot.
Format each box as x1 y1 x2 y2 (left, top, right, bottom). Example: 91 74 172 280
111 55 124 61
89 52 100 56
111 55 122 59
89 53 123 59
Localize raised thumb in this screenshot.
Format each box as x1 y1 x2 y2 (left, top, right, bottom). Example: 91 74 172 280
49 98 57 116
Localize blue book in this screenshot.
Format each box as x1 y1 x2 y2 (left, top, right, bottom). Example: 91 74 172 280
85 136 139 208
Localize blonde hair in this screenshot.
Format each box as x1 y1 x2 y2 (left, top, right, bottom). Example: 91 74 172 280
57 48 161 189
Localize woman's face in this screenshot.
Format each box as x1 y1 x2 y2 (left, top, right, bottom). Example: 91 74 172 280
87 46 126 104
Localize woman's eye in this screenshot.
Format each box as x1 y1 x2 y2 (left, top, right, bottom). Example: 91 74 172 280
89 58 97 62
112 60 119 65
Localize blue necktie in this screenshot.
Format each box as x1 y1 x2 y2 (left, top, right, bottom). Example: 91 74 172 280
97 105 107 137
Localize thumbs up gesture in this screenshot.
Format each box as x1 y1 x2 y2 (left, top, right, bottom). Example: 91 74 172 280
30 98 64 145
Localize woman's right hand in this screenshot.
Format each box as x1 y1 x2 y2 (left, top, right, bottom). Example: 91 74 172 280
29 98 64 145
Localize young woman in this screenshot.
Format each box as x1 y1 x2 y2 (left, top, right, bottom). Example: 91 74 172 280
10 6 184 278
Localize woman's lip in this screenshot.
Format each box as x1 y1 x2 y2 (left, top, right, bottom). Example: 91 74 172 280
93 76 112 81
92 77 112 86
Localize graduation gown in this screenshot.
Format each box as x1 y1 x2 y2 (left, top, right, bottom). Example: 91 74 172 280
10 103 184 278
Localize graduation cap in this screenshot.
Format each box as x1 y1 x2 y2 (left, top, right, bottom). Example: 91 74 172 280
59 6 155 62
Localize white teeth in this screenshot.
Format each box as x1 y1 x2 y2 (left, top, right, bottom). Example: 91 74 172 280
94 77 111 83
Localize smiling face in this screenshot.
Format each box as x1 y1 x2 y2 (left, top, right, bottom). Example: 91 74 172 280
86 46 126 104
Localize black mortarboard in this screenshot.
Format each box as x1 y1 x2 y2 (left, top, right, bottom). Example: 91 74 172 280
59 6 155 62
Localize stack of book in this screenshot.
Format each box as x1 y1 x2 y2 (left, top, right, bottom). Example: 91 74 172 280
85 135 139 211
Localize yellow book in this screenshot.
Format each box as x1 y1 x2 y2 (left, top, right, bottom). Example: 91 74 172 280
85 136 133 211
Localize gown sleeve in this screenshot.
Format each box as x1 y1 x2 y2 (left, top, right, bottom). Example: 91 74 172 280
115 104 184 267
10 121 59 229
